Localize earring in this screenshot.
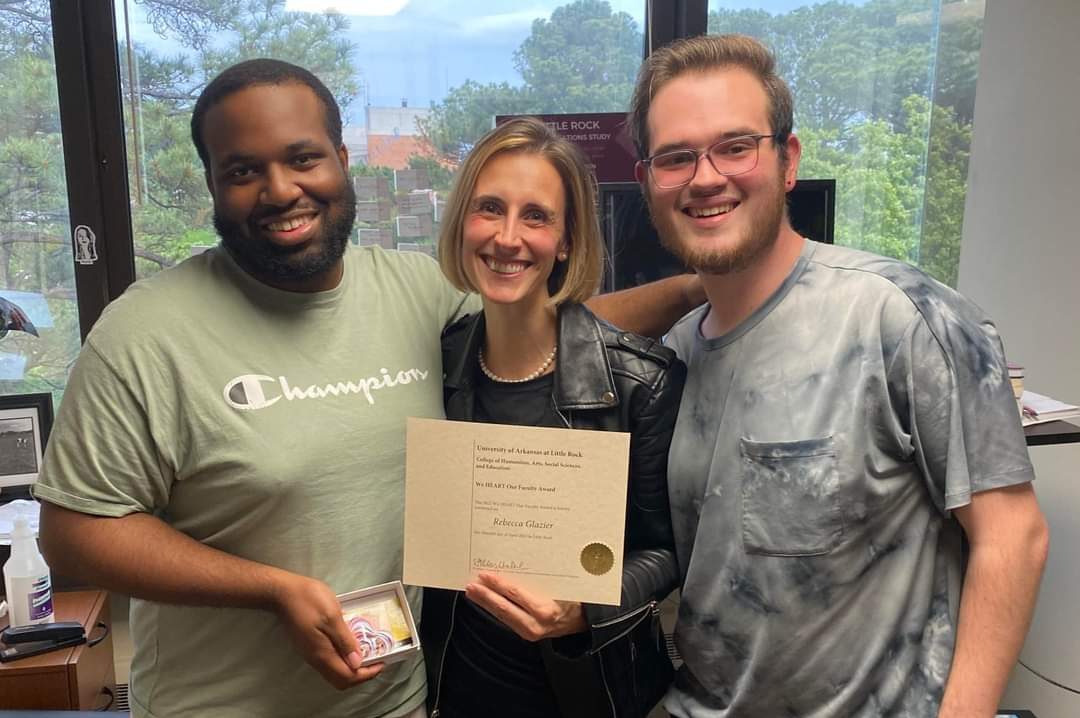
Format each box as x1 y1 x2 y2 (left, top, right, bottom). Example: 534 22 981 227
557 251 568 262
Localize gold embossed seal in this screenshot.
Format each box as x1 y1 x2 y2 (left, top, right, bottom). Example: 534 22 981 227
580 542 615 576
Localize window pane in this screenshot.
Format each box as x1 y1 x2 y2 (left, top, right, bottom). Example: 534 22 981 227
709 0 983 287
116 0 645 269
0 3 81 404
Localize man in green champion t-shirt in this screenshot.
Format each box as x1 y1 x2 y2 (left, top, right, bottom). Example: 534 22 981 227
33 60 698 718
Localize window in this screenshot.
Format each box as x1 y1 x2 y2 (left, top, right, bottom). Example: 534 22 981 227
115 0 646 270
0 0 985 404
709 0 983 286
0 3 82 403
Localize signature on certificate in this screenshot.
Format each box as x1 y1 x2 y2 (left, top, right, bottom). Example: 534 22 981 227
473 557 529 571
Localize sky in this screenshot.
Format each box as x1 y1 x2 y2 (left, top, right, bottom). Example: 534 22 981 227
124 0 859 124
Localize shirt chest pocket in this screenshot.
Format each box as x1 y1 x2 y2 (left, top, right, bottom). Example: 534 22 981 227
739 436 843 557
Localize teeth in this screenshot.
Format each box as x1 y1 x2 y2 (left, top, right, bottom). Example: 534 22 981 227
484 257 528 274
687 203 736 218
266 216 313 232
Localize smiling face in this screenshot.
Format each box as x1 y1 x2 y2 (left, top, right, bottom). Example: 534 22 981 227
202 82 355 292
461 152 567 312
641 67 799 275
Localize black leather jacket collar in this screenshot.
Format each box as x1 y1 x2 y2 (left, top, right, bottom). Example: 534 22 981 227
443 302 619 411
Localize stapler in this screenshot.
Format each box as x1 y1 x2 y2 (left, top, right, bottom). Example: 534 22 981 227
0 621 88 662
0 634 87 662
2 621 85 644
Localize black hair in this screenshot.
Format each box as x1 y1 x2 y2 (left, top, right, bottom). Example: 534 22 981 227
190 58 343 170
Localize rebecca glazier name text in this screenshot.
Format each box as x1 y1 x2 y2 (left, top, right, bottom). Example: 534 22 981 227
493 517 555 529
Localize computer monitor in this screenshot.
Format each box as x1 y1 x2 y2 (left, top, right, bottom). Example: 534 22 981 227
787 178 836 246
599 178 836 291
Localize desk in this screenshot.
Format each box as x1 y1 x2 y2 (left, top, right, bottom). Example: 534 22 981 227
0 590 116 710
1025 419 1080 447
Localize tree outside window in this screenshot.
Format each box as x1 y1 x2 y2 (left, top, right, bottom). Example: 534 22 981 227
708 0 983 287
0 2 80 401
2 0 984 399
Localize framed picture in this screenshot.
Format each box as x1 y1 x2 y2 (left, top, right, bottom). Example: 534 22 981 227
0 393 54 489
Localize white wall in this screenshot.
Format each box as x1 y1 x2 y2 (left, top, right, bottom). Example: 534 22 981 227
957 0 1080 714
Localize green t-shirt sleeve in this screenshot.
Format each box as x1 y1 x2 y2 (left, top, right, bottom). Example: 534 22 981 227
33 338 172 517
402 249 480 327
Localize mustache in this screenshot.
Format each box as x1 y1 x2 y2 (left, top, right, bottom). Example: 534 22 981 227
248 201 325 225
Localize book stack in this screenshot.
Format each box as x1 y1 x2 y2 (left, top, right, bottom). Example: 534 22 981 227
1008 363 1024 415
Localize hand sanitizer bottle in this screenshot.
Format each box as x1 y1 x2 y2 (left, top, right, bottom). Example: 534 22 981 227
3 516 55 626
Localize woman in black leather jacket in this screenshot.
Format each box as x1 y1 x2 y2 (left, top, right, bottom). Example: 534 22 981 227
422 117 686 718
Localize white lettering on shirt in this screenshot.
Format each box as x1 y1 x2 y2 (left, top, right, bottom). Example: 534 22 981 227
223 367 431 411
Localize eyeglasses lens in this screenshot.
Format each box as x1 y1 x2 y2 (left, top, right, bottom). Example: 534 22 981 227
650 137 762 188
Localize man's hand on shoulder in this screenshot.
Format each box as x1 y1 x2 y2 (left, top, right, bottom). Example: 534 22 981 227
271 573 384 690
586 272 704 339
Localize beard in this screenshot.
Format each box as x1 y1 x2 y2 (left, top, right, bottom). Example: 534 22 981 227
215 180 357 285
648 174 787 276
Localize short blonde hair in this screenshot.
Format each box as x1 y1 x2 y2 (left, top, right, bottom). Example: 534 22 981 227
438 117 603 306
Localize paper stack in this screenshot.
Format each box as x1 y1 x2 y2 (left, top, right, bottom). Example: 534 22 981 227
1020 390 1080 427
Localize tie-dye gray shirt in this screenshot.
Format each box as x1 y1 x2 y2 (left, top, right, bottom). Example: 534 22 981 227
663 240 1034 718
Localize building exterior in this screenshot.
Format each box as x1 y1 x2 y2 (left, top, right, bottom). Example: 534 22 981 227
342 126 368 166
364 104 436 170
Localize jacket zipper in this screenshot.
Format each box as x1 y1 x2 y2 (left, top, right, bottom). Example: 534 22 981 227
429 592 461 718
590 599 658 630
553 388 656 717
588 600 659 653
597 648 619 718
553 397 573 428
595 600 660 717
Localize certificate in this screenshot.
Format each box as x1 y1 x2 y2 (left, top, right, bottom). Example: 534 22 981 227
403 417 630 605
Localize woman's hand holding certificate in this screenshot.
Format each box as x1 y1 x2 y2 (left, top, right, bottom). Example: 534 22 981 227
465 572 586 641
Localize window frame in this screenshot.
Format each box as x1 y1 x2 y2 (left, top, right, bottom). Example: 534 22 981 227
647 0 707 52
52 1 705 337
50 0 136 342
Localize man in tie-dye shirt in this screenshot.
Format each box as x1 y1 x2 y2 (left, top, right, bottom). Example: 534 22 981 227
628 34 1049 717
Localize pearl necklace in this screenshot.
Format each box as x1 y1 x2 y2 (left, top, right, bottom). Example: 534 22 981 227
478 345 558 383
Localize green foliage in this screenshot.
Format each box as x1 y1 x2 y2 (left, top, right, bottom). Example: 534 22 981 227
708 0 980 279
709 0 937 133
420 0 642 158
137 0 242 50
406 155 454 195
196 1 359 109
0 1 50 58
931 9 983 125
514 0 641 112
0 0 985 402
0 30 73 399
417 80 532 160
1 0 364 397
801 96 928 261
417 0 980 284
918 100 971 286
119 0 362 269
350 163 394 181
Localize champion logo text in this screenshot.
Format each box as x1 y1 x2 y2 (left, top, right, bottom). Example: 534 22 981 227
223 367 431 411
